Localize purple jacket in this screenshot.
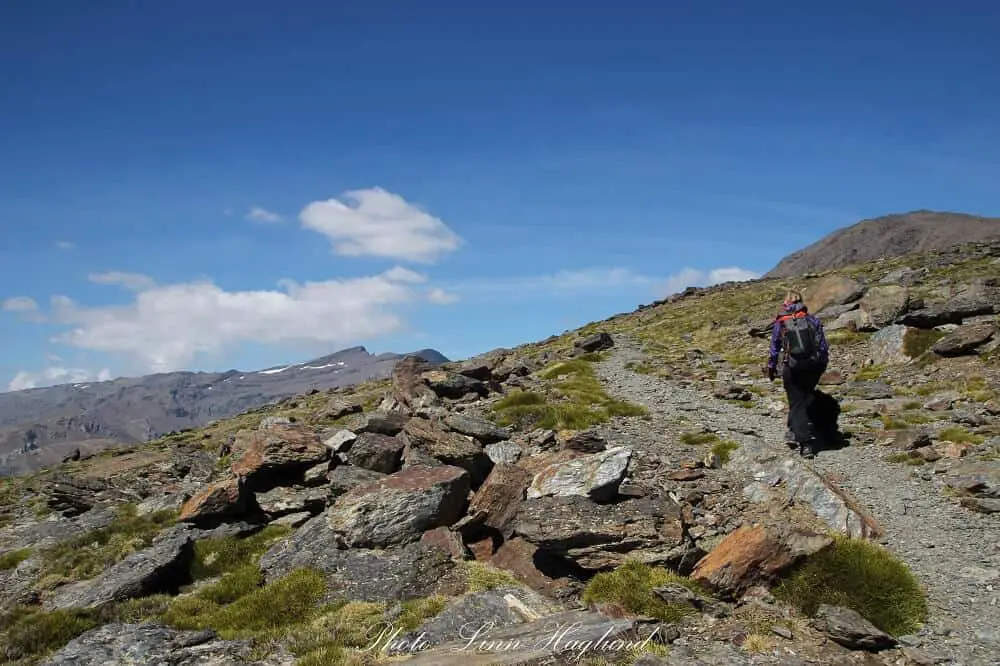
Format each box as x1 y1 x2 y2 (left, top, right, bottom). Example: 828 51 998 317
767 303 829 370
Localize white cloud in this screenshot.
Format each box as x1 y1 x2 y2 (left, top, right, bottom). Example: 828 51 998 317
246 206 283 224
55 240 74 250
88 271 156 291
661 266 760 296
8 366 112 392
39 266 451 373
452 268 656 296
300 187 461 263
428 287 460 305
2 296 39 312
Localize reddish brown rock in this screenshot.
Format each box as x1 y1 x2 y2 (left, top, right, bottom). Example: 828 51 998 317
691 524 833 599
343 432 405 473
178 477 246 524
467 464 531 538
392 356 441 411
667 469 705 481
420 527 469 560
490 538 574 599
468 537 496 561
230 425 330 486
327 464 470 548
402 417 493 486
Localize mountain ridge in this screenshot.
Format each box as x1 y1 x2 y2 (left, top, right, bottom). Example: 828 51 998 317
765 209 1000 278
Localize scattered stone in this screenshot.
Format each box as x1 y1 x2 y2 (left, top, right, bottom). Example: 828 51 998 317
691 523 833 599
575 332 614 352
355 411 410 436
667 469 705 481
714 383 752 401
343 432 405 473
321 428 356 453
931 322 996 356
258 415 291 429
526 447 631 503
327 464 470 548
813 604 897 651
302 462 330 486
315 396 361 421
484 441 523 465
230 425 330 486
255 485 327 517
894 428 933 450
443 413 510 443
558 429 609 453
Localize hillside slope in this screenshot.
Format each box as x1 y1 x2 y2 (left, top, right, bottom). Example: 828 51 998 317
1 240 999 665
0 346 447 476
765 210 1000 278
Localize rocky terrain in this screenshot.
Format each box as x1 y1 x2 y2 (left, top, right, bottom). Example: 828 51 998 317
1 239 999 665
764 210 1000 278
0 346 448 477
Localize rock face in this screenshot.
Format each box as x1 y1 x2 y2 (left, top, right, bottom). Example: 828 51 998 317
402 418 493 486
37 622 269 666
327 465 470 548
44 525 194 610
690 524 833 599
178 477 247 525
813 604 898 651
512 496 689 571
931 322 996 356
526 447 632 503
230 425 330 486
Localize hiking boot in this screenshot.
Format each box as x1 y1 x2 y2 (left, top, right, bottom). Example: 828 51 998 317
785 429 797 448
800 439 818 459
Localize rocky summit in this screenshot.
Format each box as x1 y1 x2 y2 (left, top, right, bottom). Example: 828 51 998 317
2 239 1000 665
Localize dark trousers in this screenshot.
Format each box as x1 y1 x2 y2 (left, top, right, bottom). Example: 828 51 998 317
782 362 826 444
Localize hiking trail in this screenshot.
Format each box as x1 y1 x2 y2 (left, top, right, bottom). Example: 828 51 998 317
592 336 1000 666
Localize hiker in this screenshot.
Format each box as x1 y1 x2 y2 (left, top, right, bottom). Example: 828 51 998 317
765 290 829 458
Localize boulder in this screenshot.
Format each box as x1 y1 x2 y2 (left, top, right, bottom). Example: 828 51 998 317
315 397 361 421
327 465 387 501
343 432 405 473
230 425 330 487
813 604 897 651
512 496 689 572
526 447 631 504
402 417 493 486
804 275 866 314
690 523 833 599
858 285 911 330
574 332 614 352
353 412 409 436
558 430 609 453
392 356 442 411
37 623 267 666
421 370 489 400
177 477 247 525
321 428 357 453
443 413 510 444
489 538 575 599
419 527 469 559
260 514 462 602
931 322 996 356
327 465 470 548
868 325 923 365
467 464 532 538
255 486 327 517
944 464 1000 499
484 441 523 465
44 525 194 610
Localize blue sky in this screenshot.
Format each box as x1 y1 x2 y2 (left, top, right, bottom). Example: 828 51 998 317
1 1 999 391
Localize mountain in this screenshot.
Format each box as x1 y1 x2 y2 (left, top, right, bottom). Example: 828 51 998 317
0 345 448 475
764 210 1000 278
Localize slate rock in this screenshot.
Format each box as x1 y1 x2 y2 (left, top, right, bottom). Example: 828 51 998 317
230 425 330 487
44 525 195 610
467 464 532 538
422 370 489 400
575 332 614 352
402 417 493 486
484 441 523 465
343 432 405 473
255 486 327 517
526 446 631 503
326 465 387 501
931 322 996 356
813 604 897 651
178 477 247 525
327 464 470 548
443 413 510 444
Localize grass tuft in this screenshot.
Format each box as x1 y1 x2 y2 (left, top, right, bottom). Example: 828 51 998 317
581 559 705 623
773 535 927 636
711 439 740 464
189 524 292 581
679 431 720 446
0 548 31 571
460 560 522 592
937 426 984 445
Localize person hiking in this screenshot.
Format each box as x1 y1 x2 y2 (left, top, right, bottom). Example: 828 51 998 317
765 290 829 458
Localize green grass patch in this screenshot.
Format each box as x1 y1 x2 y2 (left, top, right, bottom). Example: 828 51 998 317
885 452 925 465
624 360 659 375
0 548 31 571
937 426 984 445
774 536 928 636
189 524 293 581
679 431 720 446
491 361 646 431
711 439 740 464
459 560 522 592
903 328 946 358
35 505 176 588
0 607 99 663
575 351 608 362
855 364 886 381
581 559 706 623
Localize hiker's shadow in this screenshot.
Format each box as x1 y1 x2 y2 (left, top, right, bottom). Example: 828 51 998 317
809 389 850 453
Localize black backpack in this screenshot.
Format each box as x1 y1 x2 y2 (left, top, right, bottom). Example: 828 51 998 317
782 314 822 368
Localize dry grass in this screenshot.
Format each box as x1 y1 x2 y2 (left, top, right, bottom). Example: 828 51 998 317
581 559 706 623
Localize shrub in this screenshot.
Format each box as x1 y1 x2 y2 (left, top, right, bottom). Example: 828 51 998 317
581 559 705 623
773 536 927 636
0 548 31 571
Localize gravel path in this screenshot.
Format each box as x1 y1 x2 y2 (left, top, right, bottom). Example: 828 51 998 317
593 337 1000 666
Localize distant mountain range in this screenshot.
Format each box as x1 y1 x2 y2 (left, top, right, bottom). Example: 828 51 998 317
765 210 1000 278
0 346 448 476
